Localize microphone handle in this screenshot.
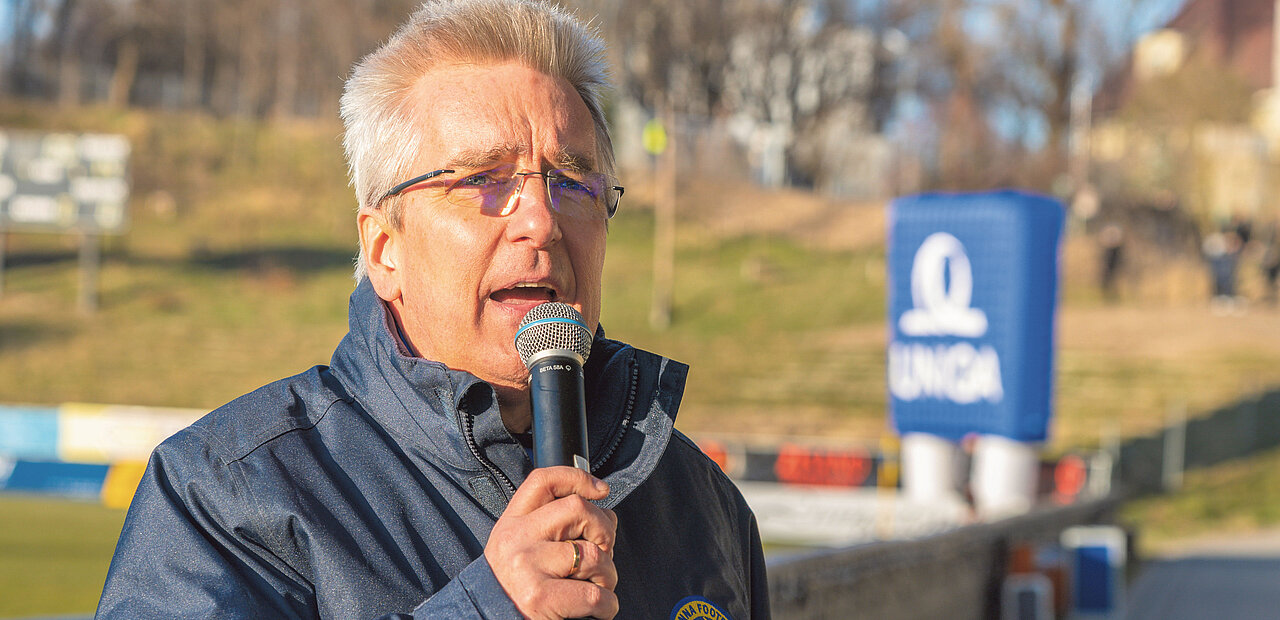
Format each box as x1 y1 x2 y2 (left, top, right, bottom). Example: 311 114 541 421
529 354 590 471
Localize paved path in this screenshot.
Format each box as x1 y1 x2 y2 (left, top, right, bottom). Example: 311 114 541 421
1128 528 1280 619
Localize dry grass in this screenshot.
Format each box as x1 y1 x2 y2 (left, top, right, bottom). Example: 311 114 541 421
1124 445 1280 554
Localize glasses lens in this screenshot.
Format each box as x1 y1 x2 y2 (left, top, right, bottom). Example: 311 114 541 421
547 170 612 220
603 184 621 218
443 165 618 219
445 164 518 216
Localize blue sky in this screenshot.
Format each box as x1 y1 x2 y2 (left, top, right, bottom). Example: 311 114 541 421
938 0 1190 150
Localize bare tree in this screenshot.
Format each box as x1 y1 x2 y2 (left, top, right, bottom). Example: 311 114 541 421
8 0 50 96
4 0 412 118
612 0 900 191
883 0 1173 190
272 0 301 119
181 0 207 108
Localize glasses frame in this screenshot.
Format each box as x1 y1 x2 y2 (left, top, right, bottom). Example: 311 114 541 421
379 166 625 219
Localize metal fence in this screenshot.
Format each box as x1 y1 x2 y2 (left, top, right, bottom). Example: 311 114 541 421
1117 387 1280 494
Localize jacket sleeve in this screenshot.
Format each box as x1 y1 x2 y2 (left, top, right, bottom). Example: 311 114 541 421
96 433 317 619
99 431 523 620
747 512 772 619
381 557 522 619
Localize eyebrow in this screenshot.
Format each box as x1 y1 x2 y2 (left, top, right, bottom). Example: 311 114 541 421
441 144 598 173
553 147 597 173
444 144 524 170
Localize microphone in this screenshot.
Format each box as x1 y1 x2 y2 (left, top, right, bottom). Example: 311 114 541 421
514 302 592 471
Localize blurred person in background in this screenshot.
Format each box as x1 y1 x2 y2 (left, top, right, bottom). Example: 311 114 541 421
1259 221 1280 306
96 1 768 618
1097 222 1125 304
1204 227 1244 315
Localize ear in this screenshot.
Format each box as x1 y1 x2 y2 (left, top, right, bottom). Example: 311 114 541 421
358 209 402 303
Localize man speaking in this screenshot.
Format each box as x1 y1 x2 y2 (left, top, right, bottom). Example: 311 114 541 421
96 0 768 618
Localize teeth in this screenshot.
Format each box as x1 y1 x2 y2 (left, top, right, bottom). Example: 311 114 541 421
510 282 556 300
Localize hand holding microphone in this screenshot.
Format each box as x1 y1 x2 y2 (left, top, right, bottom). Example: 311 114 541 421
485 467 618 619
484 303 618 619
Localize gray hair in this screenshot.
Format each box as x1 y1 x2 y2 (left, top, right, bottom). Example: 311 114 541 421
341 0 616 282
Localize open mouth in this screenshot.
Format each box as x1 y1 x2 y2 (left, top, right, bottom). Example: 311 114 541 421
490 282 558 305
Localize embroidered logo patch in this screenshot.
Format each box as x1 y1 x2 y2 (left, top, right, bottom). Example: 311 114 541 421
669 596 730 620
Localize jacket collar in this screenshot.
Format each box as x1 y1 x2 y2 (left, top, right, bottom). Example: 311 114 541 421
328 279 688 509
328 279 486 474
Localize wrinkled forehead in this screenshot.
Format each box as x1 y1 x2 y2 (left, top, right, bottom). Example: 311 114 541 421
409 61 598 172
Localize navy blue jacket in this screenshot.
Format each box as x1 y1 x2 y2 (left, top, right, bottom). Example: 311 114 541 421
98 280 769 619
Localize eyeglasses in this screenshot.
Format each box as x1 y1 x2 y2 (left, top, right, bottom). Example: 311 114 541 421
380 163 624 220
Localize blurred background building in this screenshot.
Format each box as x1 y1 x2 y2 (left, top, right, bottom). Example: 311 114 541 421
1094 0 1280 231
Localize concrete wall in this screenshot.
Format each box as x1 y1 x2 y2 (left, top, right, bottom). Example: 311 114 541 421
767 497 1121 619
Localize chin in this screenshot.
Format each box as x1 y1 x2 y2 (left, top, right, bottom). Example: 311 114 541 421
480 350 529 387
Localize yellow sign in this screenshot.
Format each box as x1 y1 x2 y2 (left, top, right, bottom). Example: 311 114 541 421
642 118 667 155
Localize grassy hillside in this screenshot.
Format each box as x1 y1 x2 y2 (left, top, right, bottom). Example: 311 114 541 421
3 104 1278 448
0 105 892 434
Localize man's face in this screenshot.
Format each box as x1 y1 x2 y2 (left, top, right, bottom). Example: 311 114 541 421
361 61 607 406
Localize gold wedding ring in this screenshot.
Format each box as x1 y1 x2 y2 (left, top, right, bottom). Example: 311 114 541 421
567 540 582 577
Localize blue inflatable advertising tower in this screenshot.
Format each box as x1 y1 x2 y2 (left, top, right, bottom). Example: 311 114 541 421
888 191 1065 442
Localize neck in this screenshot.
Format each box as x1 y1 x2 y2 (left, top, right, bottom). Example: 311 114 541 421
495 386 532 434
382 301 533 433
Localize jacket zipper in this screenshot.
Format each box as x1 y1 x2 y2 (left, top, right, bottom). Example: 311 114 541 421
460 406 517 497
460 355 640 495
591 357 639 471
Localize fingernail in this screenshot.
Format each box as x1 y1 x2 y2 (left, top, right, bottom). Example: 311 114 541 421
594 477 609 493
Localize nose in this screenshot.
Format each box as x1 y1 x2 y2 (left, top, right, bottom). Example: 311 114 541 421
502 173 562 247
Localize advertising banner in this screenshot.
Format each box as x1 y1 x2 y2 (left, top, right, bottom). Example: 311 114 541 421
887 191 1064 441
0 131 130 233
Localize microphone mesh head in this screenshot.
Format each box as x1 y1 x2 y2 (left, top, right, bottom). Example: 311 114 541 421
515 302 592 367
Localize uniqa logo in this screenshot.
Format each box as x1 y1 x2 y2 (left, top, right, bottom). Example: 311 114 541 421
890 232 1003 404
899 232 987 337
